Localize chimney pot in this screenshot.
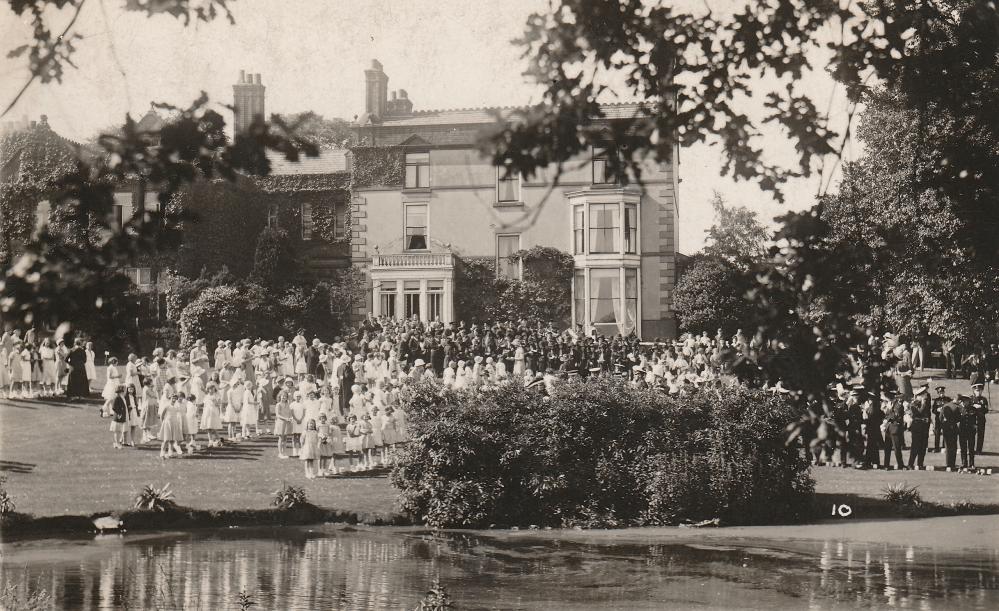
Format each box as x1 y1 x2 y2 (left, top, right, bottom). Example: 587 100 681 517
391 90 397 100
254 73 261 85
239 69 245 83
399 89 408 99
371 59 382 70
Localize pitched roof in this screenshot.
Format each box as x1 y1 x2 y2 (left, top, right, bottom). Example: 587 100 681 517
265 148 349 175
377 102 646 127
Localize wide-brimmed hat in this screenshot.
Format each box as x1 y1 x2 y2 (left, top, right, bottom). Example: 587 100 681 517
413 359 426 367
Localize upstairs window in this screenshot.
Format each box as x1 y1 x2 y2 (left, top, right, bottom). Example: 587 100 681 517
405 204 428 250
624 204 638 254
267 204 279 228
592 143 615 185
301 202 313 240
573 205 585 254
589 203 619 253
497 168 520 203
405 152 430 189
125 267 154 287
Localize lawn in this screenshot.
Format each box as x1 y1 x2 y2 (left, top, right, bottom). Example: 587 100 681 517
0 368 996 521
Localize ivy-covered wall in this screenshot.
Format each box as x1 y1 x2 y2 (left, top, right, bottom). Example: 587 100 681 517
350 146 404 188
169 172 351 280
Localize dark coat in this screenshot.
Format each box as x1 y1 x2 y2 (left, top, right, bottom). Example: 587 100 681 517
111 396 128 423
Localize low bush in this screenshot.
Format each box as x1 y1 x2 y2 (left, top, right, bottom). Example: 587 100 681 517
134 483 178 512
0 475 15 516
883 482 922 508
392 381 814 529
272 483 308 510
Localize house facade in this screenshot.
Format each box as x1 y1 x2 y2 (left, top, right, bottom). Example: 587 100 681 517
348 60 681 339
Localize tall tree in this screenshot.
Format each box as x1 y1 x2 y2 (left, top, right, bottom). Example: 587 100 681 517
702 192 769 270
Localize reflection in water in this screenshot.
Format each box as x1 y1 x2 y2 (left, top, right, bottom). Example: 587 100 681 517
2 527 998 610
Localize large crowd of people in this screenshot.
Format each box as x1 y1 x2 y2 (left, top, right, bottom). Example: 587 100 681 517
1 317 993 476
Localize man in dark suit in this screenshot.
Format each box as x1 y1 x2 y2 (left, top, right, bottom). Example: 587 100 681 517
907 384 932 468
931 384 951 452
969 382 989 454
939 396 963 469
883 390 907 469
958 394 978 469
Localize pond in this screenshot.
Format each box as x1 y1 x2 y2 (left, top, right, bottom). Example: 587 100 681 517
2 523 998 610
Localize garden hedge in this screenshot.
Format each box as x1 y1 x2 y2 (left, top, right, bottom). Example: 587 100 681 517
392 381 814 528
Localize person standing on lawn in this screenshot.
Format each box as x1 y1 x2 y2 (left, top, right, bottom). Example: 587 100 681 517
931 384 950 452
958 394 978 469
907 383 932 469
882 390 907 469
939 396 962 469
109 386 128 449
969 382 989 454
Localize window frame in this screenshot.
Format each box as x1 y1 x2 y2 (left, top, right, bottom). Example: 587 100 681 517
267 204 279 229
404 203 429 251
495 233 522 280
404 151 431 189
624 203 638 254
588 202 620 254
591 143 615 185
301 202 313 240
572 205 585 254
496 167 522 203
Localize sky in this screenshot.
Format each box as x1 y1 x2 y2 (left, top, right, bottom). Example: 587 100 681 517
0 0 859 254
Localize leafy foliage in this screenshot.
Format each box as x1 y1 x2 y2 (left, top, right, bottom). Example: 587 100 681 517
673 255 753 336
250 227 296 290
415 577 454 611
702 192 769 270
272 483 308 510
882 482 923 508
134 482 178 512
350 146 404 188
391 381 813 528
0 475 15 516
275 112 352 150
454 248 574 325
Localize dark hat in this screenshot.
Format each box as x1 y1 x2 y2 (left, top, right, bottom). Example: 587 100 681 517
935 385 947 391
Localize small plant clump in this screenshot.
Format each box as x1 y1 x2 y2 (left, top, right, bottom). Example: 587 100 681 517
134 483 178 512
1 581 52 611
882 482 922 508
415 577 454 610
272 483 308 510
0 475 15 516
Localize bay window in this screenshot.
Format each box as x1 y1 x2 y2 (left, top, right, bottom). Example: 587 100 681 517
573 270 586 327
379 281 397 319
624 204 638 254
589 203 619 253
571 267 640 337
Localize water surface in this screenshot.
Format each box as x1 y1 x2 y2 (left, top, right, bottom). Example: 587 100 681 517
2 524 998 609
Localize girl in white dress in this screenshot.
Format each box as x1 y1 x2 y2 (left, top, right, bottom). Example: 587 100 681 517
124 354 139 390
273 390 293 458
199 384 223 447
290 392 305 457
102 357 121 402
158 394 185 458
39 338 57 396
240 381 260 438
140 378 159 441
7 343 22 398
294 345 308 379
225 380 244 440
345 414 363 471
84 342 96 389
0 343 9 399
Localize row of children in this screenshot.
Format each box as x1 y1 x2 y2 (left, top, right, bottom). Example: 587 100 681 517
103 372 412 477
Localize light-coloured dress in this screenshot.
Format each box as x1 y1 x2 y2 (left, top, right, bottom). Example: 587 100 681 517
200 394 222 430
102 365 121 400
299 429 320 460
84 349 96 381
241 391 258 426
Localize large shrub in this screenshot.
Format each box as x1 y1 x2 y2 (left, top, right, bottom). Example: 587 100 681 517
673 254 754 336
392 381 813 528
250 227 297 290
178 285 253 347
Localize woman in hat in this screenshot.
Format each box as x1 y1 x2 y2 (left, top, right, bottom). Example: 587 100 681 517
102 357 121 402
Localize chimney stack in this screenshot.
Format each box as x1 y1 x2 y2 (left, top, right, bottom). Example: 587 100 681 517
233 70 266 135
364 59 389 121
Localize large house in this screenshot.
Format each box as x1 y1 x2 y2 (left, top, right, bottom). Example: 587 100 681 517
346 60 681 339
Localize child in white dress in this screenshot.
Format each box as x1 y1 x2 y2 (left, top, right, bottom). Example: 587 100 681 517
199 384 223 447
102 358 121 402
240 381 260 438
